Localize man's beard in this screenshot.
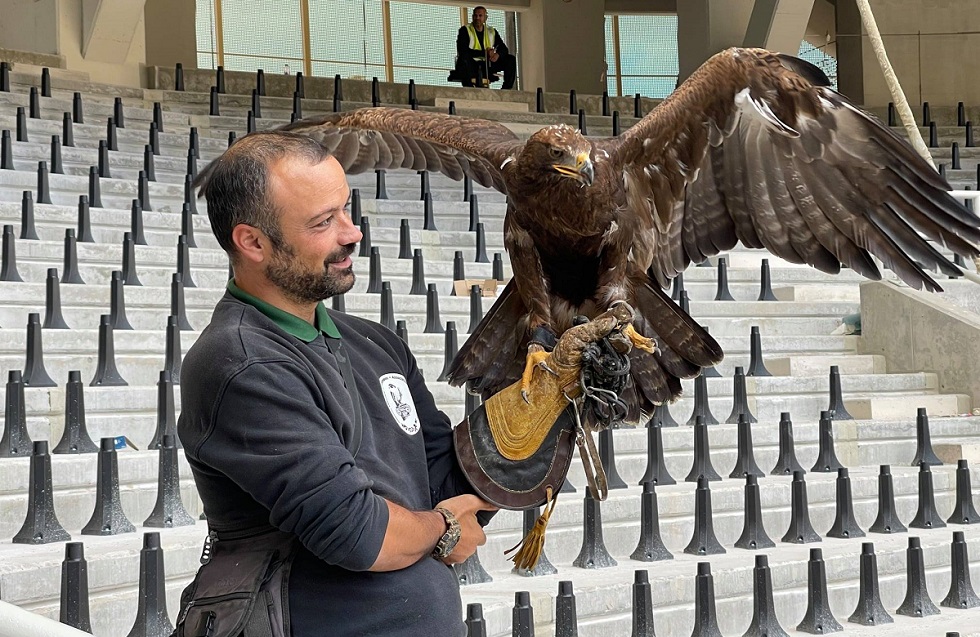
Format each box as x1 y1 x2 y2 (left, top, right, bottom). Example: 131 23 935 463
266 243 356 304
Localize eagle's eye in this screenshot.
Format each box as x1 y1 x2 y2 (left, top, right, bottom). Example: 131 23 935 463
548 147 562 159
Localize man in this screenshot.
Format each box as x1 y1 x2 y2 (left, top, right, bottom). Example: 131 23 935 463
175 131 496 637
454 6 516 89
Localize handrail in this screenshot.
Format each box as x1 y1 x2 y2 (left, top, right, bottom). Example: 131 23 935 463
0 600 91 637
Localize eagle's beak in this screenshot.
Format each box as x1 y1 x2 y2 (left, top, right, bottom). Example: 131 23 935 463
553 152 594 186
575 153 595 186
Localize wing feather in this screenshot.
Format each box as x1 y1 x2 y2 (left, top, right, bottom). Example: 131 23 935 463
602 47 980 291
195 107 523 194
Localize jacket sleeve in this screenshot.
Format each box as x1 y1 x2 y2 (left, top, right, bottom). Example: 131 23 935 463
196 360 389 572
397 342 472 507
456 26 472 60
493 31 509 57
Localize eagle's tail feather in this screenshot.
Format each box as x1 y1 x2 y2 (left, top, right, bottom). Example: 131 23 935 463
447 279 529 399
634 281 724 369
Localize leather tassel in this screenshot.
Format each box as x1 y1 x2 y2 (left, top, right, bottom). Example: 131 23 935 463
506 487 557 570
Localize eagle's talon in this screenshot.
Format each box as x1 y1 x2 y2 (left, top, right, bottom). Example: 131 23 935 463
624 324 656 353
539 362 559 377
520 348 553 404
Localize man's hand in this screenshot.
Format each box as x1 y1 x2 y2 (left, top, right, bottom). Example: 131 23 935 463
435 494 497 565
487 47 499 63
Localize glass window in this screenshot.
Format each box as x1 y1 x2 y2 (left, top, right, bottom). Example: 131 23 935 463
604 15 617 96
219 0 304 74
194 0 514 84
606 14 678 98
196 0 218 67
309 0 386 80
389 2 462 85
797 40 838 89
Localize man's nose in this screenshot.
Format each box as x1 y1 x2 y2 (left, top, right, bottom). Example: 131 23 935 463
343 211 364 245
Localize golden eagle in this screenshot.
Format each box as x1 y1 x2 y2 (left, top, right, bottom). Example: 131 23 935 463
256 49 980 421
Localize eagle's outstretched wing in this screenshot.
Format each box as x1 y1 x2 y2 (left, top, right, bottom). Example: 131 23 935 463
598 47 980 291
194 107 524 193
280 107 523 192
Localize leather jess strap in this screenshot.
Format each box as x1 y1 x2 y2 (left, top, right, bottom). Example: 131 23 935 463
324 336 363 458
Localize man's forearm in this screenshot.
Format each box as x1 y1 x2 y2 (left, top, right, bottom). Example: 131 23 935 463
368 499 444 572
494 34 509 57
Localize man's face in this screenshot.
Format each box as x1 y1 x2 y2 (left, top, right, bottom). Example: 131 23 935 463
472 8 487 28
263 156 362 304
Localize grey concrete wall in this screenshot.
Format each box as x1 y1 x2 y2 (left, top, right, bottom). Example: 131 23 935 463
58 0 147 86
0 0 60 56
764 0 815 54
859 280 980 407
837 0 980 107
677 0 754 81
604 0 675 12
804 0 835 53
144 0 197 70
521 0 606 94
835 0 864 103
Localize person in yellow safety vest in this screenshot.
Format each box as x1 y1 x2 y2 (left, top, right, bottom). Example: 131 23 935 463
454 6 516 89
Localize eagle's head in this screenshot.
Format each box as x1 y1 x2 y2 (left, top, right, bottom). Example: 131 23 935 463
522 125 594 187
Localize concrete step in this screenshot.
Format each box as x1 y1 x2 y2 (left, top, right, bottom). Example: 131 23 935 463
433 97 529 113
1 499 977 636
847 394 971 419
0 114 227 157
466 528 980 637
478 465 963 570
7 63 91 84
6 70 145 99
774 284 862 303
766 354 887 376
566 416 980 484
0 91 193 130
0 449 201 540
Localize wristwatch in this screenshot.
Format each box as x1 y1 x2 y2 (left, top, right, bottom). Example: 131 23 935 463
431 507 462 559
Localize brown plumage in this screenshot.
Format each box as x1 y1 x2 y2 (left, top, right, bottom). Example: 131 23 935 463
201 47 980 422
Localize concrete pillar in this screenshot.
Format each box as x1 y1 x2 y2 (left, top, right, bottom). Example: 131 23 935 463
835 0 864 103
145 0 197 70
0 0 60 56
519 0 605 94
0 0 146 86
81 0 147 62
748 0 815 54
677 0 754 81
59 0 147 86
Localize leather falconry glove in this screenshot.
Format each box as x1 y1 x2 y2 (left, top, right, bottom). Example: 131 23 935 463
454 301 639 570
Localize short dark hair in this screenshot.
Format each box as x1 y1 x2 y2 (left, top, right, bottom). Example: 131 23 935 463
473 6 487 14
197 131 332 260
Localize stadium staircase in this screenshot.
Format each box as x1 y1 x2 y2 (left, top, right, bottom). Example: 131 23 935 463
0 60 979 636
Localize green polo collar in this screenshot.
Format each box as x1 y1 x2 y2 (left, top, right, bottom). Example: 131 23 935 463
227 279 341 342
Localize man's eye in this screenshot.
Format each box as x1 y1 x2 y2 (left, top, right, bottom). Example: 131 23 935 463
317 216 333 227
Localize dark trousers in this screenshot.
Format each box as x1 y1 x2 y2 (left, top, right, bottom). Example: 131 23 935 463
457 53 516 89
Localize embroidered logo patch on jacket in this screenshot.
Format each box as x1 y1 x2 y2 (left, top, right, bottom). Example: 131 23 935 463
379 373 420 435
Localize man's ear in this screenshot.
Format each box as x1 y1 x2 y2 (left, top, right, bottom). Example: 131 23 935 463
231 223 268 264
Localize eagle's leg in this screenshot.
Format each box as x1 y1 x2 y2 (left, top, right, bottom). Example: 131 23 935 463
520 344 556 403
520 325 560 403
623 324 656 353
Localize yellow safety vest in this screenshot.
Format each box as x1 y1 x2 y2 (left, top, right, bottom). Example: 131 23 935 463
465 24 497 61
